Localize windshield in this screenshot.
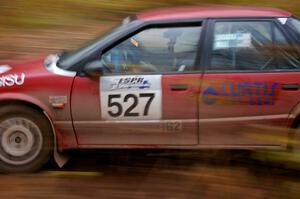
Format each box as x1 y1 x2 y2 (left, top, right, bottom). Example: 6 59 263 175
57 16 136 70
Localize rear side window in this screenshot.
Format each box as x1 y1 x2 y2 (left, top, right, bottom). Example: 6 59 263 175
209 21 300 71
289 18 300 35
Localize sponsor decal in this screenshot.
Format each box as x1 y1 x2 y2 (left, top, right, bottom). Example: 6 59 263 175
0 73 25 87
101 75 162 120
214 33 252 50
202 82 279 105
277 18 288 25
110 76 151 91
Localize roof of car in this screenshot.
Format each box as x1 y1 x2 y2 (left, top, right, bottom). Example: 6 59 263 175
137 6 291 21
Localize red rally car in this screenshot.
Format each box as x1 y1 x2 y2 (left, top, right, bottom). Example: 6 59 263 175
0 6 300 173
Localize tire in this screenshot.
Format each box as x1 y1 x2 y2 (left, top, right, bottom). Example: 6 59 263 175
0 105 53 173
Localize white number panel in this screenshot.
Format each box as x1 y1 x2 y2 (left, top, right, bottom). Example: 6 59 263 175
100 75 162 120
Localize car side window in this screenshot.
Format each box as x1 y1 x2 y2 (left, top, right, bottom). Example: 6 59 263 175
274 27 300 69
209 21 300 71
289 18 300 35
101 25 202 74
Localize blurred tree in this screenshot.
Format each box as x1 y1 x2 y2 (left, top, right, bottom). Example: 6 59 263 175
0 0 299 61
0 0 299 28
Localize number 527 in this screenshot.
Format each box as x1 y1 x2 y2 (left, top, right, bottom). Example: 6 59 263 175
107 93 155 118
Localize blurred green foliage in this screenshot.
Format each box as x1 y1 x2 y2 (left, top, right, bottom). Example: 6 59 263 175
1 0 300 28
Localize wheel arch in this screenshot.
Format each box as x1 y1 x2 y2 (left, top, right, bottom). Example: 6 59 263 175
289 101 300 128
0 97 69 167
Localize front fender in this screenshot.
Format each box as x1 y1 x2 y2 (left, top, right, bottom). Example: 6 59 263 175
0 92 54 118
0 92 71 167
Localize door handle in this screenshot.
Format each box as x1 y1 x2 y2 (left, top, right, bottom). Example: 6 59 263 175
281 83 300 91
170 84 188 91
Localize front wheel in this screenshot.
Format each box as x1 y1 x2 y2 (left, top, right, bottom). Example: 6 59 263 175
0 105 53 173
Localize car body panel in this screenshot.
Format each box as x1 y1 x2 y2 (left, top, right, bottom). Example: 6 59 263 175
198 72 300 147
0 6 300 152
0 58 77 150
138 6 291 21
71 74 201 146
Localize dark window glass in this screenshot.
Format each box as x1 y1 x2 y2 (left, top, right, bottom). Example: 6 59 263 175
209 21 300 71
101 26 202 73
289 18 300 35
273 27 300 69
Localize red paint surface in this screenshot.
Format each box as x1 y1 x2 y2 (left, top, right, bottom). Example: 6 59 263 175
198 72 300 146
0 57 77 149
71 74 201 146
138 6 291 21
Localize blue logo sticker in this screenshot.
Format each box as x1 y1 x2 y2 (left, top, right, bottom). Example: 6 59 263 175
202 82 279 105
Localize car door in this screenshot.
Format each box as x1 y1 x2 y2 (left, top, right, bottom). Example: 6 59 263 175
71 23 203 146
199 19 300 147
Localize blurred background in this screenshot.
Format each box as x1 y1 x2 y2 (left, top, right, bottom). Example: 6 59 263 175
0 0 300 62
1 1 300 198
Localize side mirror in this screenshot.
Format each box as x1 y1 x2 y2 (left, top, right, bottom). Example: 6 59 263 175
83 60 105 77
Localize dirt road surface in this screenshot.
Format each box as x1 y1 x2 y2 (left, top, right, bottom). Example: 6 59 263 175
0 150 300 199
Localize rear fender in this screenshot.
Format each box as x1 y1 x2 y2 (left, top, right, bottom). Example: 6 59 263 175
288 102 300 127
